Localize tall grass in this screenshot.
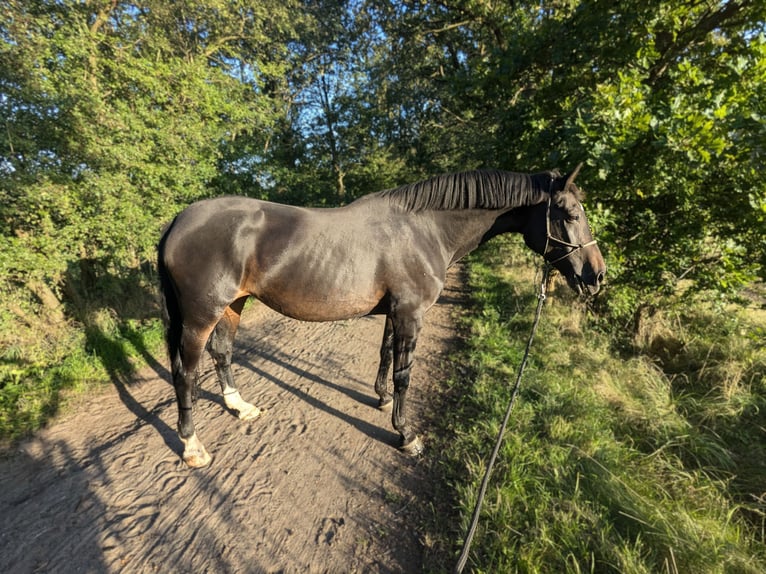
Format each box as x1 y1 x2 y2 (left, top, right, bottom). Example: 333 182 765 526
429 236 766 573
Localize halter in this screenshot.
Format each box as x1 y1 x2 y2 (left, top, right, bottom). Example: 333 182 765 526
455 184 599 573
543 195 598 265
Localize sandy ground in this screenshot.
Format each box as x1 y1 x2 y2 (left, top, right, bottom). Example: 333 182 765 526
0 266 465 573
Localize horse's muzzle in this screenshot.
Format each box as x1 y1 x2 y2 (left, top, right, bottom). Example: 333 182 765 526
571 268 604 296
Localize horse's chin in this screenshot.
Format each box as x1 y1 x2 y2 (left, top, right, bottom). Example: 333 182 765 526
564 273 583 295
566 273 600 296
584 282 600 296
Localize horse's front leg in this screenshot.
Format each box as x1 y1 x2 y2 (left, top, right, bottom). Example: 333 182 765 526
374 316 394 410
207 298 261 421
391 311 425 456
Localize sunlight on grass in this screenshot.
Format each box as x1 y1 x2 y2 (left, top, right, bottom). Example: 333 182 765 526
0 293 165 445
429 235 766 573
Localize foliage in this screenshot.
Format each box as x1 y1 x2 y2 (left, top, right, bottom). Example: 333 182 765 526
3 0 763 331
360 0 766 320
1 0 299 276
427 237 766 573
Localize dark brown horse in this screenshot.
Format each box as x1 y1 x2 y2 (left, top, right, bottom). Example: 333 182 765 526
158 166 605 467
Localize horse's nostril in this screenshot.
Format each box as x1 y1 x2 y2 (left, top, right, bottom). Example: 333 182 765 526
597 271 605 284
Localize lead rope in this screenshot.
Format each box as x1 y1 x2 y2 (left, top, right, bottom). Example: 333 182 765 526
453 264 552 574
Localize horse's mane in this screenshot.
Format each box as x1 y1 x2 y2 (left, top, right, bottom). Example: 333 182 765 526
377 170 557 212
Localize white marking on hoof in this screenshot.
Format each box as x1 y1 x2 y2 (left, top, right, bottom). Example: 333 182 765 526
224 390 262 421
237 403 261 421
400 435 424 456
181 433 212 468
378 397 393 412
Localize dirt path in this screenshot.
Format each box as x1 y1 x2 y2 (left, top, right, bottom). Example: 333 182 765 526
0 267 465 573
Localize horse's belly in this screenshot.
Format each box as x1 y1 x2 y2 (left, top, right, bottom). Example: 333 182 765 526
256 286 385 322
247 237 389 321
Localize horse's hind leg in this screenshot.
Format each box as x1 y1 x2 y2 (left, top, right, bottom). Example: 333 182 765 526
207 297 261 421
374 316 394 410
175 325 215 468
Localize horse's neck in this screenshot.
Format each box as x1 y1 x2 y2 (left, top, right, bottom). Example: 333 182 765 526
479 209 529 243
433 208 525 266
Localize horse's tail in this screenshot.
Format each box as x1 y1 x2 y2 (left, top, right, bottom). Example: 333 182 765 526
157 219 183 380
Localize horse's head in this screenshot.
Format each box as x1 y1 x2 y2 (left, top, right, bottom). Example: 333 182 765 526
523 164 606 295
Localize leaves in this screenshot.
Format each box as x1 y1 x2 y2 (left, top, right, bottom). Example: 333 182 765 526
1 0 764 324
1 0 301 277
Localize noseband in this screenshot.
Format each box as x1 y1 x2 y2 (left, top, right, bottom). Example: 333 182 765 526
543 195 598 265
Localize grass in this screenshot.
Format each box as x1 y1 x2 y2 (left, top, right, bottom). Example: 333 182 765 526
427 236 766 573
0 266 166 447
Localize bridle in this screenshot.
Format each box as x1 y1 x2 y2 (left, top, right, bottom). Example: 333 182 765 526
543 195 598 265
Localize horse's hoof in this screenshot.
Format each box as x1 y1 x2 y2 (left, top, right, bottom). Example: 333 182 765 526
238 404 262 421
400 435 424 456
225 391 261 421
181 434 212 468
184 451 212 468
378 397 393 411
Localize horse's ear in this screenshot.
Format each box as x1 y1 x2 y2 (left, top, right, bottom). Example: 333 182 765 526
564 163 583 189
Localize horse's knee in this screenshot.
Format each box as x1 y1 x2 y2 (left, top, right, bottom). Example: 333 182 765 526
208 331 233 364
393 368 410 391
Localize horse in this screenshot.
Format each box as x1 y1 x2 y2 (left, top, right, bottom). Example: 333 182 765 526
157 165 605 467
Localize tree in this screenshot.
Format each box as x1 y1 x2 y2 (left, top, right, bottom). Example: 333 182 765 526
2 0 763 336
0 0 301 302
356 0 766 318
